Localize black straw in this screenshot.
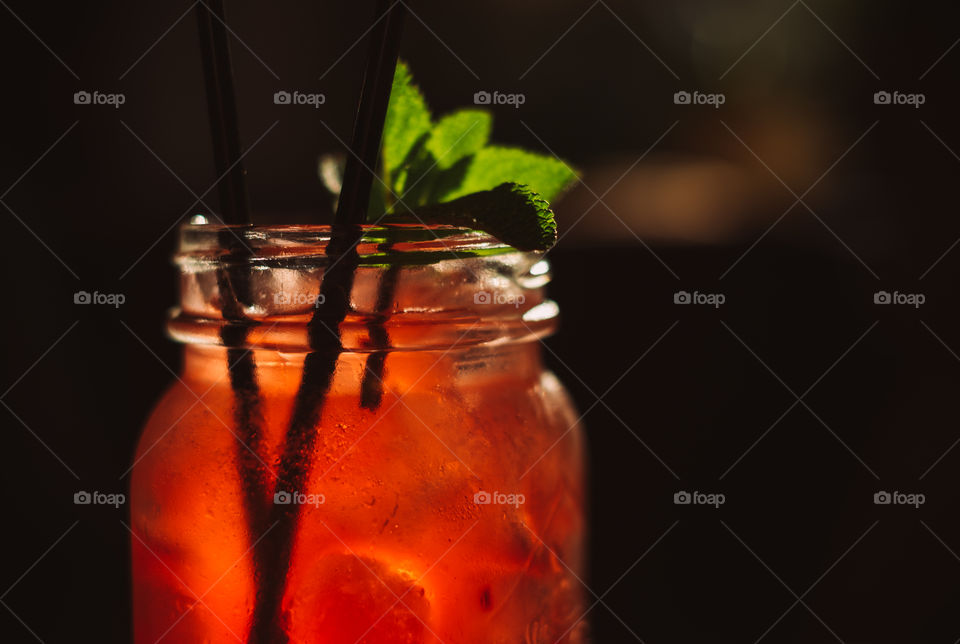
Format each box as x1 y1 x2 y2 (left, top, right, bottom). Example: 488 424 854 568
335 0 408 225
338 0 409 406
196 6 272 643
197 0 251 225
248 2 407 641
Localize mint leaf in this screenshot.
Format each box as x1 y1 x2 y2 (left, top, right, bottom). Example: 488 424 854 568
434 146 577 203
381 61 431 201
389 134 432 207
363 61 578 250
400 183 557 251
397 110 492 208
426 109 492 170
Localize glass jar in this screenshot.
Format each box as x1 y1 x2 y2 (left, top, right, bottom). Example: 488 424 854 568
130 223 588 643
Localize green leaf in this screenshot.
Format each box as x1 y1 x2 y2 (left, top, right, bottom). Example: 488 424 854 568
435 146 577 203
393 110 492 208
425 109 492 170
381 61 432 194
398 183 557 251
366 61 579 250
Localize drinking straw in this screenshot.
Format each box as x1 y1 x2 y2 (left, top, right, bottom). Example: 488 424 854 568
334 2 407 226
248 2 407 640
197 0 251 224
360 262 401 409
195 0 272 612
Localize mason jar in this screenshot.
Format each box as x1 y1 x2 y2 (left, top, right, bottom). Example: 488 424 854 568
130 223 588 643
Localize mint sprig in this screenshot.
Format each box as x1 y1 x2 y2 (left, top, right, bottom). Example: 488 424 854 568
433 146 576 204
370 61 577 251
395 182 557 251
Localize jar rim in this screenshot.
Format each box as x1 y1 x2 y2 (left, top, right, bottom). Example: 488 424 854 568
170 221 557 353
176 221 526 268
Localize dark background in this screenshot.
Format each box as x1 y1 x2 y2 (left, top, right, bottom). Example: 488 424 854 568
2 1 960 642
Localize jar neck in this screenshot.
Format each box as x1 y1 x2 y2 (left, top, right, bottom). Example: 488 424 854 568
168 224 557 353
